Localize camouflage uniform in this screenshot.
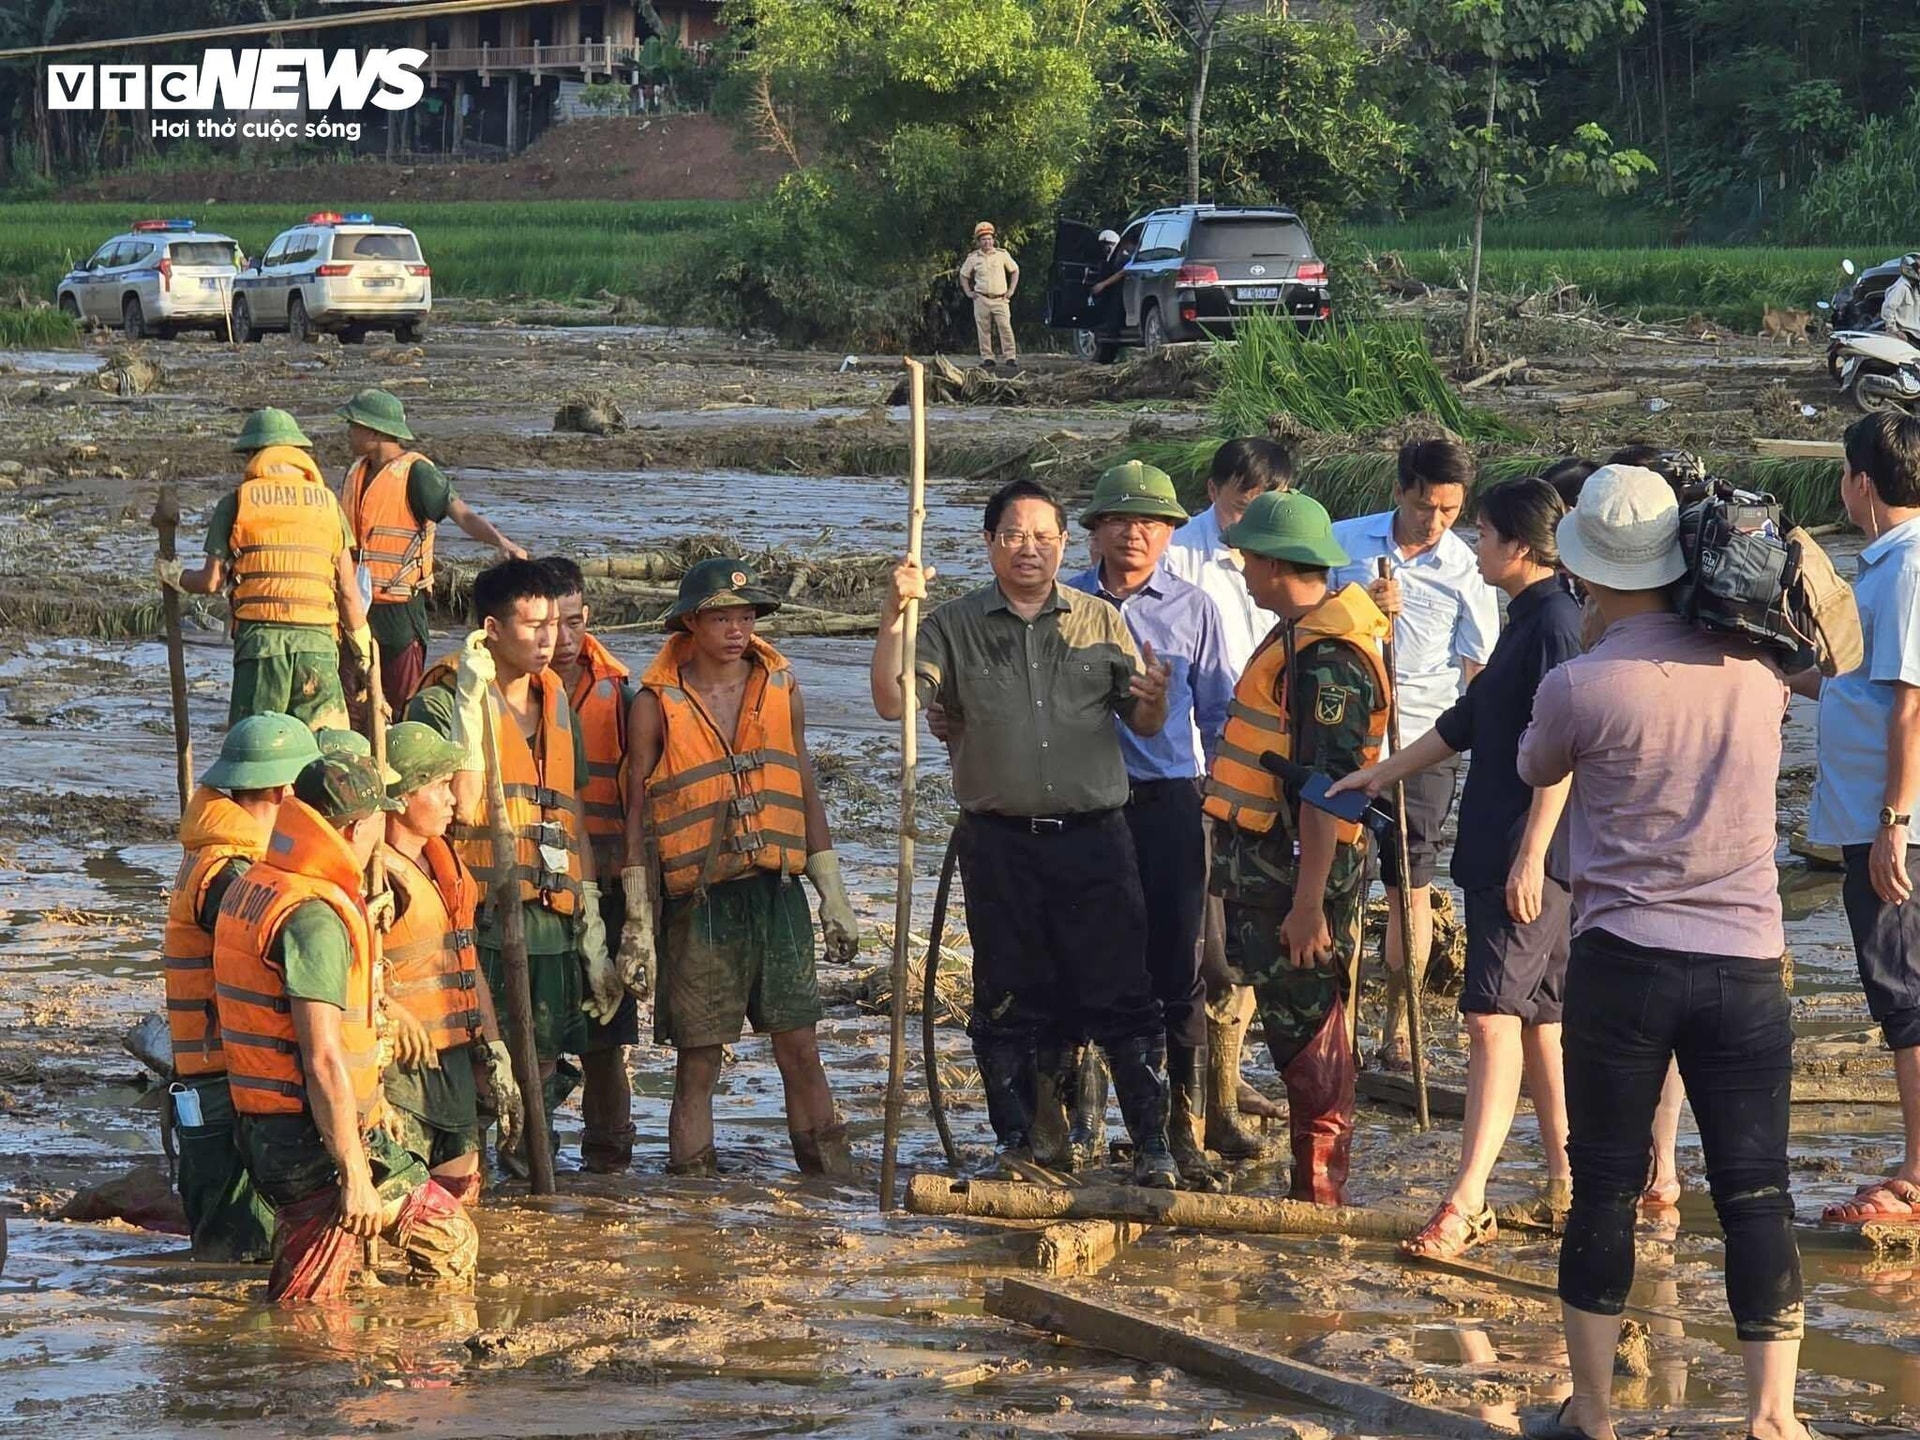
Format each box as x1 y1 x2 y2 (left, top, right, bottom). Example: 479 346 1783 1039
1211 638 1381 1069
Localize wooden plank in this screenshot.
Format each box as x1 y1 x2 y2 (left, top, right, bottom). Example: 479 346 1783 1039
986 1277 1514 1439
1551 387 1640 413
907 1175 1422 1242
1754 438 1845 459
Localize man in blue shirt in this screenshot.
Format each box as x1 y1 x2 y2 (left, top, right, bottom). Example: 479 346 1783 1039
1330 438 1499 1068
1808 412 1920 1226
1070 462 1235 1189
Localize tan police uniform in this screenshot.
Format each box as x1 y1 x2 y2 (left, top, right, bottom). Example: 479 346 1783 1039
960 247 1020 361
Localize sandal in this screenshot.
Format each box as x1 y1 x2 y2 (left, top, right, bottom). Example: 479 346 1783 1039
1496 1177 1573 1230
1823 1177 1920 1225
1400 1200 1497 1260
1523 1397 1603 1439
1639 1176 1681 1211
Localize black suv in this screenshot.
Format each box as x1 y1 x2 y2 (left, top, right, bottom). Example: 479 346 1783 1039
1046 204 1331 362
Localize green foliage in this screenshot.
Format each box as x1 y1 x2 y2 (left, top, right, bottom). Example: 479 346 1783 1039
0 201 741 304
578 83 630 116
0 308 80 347
1064 8 1411 220
1788 93 1920 248
1212 313 1523 439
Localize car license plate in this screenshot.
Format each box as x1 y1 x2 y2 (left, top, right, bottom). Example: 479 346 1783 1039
200 278 219 289
1236 285 1282 302
365 277 396 288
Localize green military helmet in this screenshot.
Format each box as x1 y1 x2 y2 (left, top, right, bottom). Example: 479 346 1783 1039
661 556 781 632
336 387 413 442
293 753 403 824
232 406 312 453
1223 490 1350 569
200 712 322 792
314 727 401 786
385 721 467 797
1079 460 1188 529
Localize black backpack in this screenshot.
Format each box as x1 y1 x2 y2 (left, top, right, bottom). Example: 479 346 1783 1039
1675 484 1862 676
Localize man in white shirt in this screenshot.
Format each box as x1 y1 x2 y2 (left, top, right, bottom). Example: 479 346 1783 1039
1330 438 1499 1068
1165 437 1291 672
1881 254 1920 347
1165 436 1292 1157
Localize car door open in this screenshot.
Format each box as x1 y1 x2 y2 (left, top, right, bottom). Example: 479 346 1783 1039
1045 220 1103 331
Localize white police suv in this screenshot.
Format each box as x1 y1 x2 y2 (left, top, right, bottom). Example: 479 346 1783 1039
230 213 432 345
56 219 244 341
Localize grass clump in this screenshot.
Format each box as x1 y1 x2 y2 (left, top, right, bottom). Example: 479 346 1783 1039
0 308 80 348
1215 313 1523 441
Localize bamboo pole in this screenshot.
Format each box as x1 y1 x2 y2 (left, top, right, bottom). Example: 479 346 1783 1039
907 1174 1422 1242
150 484 194 815
881 357 928 1212
1376 558 1429 1131
362 644 389 1275
481 695 555 1194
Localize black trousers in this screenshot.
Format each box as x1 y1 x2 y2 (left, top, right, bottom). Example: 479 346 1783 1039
1123 779 1207 1050
1841 843 1920 1050
957 808 1163 1050
1559 927 1802 1341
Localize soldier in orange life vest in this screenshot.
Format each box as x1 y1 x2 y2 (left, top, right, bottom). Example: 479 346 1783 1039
616 559 861 1178
407 559 623 1162
212 753 478 1303
336 389 525 714
1203 492 1391 1206
158 408 371 732
379 723 525 1206
163 713 319 1262
542 556 640 1173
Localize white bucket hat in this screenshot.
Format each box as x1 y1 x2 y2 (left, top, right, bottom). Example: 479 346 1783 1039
1555 464 1687 591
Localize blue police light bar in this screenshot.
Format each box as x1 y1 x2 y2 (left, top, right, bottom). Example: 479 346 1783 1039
342 213 374 224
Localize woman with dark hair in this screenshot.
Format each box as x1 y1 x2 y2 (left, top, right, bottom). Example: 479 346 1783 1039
1332 477 1584 1256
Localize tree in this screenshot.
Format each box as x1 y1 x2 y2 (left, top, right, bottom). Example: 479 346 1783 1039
1387 0 1654 364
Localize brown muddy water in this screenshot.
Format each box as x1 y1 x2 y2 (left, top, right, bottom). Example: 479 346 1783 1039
0 329 1914 1438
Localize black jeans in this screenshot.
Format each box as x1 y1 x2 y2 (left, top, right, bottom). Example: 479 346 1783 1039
1559 927 1802 1341
1123 779 1208 1050
957 808 1162 1050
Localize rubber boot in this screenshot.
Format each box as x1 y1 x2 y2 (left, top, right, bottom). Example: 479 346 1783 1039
1066 1047 1109 1174
1205 987 1273 1160
499 1059 580 1180
974 1038 1036 1166
1103 1035 1179 1190
1168 1041 1228 1193
580 1046 636 1174
790 1121 857 1180
1281 997 1355 1206
1029 1042 1076 1170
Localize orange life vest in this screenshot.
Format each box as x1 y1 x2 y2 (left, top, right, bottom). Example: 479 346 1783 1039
380 836 484 1052
211 798 383 1120
642 633 808 898
342 450 434 603
228 445 345 629
162 786 269 1078
1203 583 1392 846
568 632 630 878
424 656 583 917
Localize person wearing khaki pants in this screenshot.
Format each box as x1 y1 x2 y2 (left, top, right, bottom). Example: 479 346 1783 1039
960 221 1020 372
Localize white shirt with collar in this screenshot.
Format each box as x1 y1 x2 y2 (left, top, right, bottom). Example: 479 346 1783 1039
1329 509 1499 746
1165 505 1279 677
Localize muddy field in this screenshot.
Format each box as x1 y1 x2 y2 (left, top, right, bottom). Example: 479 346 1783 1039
0 315 1914 1439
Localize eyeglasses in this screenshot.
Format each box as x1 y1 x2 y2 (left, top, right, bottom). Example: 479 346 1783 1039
993 530 1065 550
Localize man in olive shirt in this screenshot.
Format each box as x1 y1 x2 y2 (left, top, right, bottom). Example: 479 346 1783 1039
337 389 525 713
873 478 1186 1187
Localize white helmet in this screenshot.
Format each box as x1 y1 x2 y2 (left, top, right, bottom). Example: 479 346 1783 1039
1097 229 1120 246
1902 252 1920 285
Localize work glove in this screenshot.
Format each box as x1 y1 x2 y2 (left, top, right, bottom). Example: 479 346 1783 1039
153 557 186 593
481 1039 524 1153
615 864 658 1000
381 995 440 1071
347 623 375 671
577 880 622 1023
804 849 860 964
450 629 495 774
366 889 396 935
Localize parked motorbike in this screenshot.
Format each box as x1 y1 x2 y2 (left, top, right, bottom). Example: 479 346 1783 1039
1830 326 1920 414
1819 255 1904 334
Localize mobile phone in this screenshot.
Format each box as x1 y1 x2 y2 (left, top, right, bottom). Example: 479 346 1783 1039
1299 771 1372 824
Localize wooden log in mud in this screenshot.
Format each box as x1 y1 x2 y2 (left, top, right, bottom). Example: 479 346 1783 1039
1550 387 1642 413
1026 1219 1146 1277
906 1174 1422 1242
985 1277 1513 1438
